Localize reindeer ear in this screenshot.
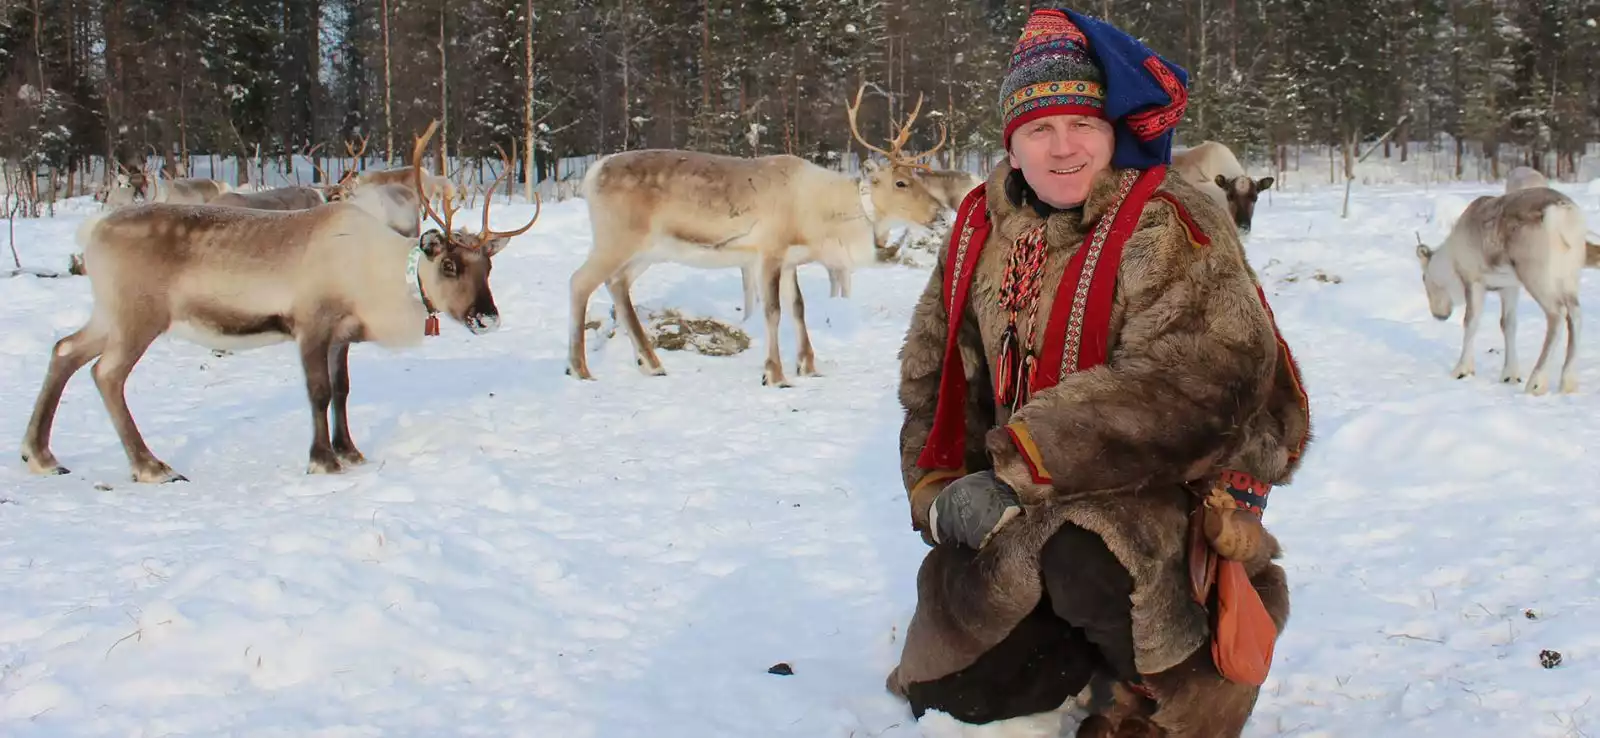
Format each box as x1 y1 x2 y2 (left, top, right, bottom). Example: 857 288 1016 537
1257 177 1274 191
1214 174 1229 189
1415 242 1431 262
482 236 511 258
420 230 448 259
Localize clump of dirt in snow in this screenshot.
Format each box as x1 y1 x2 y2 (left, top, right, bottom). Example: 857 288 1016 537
646 309 750 356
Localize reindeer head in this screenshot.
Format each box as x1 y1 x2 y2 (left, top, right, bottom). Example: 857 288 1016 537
847 84 948 239
409 120 540 335
1414 231 1458 320
321 170 359 202
1213 174 1274 233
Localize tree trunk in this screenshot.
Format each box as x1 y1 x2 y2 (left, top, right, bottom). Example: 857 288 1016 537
523 0 536 200
381 0 394 165
620 0 632 150
438 2 449 174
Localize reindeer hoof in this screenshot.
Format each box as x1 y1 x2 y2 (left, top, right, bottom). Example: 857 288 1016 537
1501 373 1522 384
132 462 186 484
1527 375 1550 395
21 450 69 476
1561 377 1579 394
636 359 667 377
1452 368 1473 379
565 365 596 381
336 448 367 466
307 454 344 475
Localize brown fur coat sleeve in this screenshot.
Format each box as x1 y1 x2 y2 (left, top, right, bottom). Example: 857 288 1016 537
898 235 997 531
987 187 1280 499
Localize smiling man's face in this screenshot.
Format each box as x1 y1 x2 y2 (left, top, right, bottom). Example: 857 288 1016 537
1006 114 1115 208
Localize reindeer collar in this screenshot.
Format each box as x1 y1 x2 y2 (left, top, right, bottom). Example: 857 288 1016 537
405 244 441 336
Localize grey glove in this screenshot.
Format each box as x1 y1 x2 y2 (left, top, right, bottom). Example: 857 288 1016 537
929 471 1023 549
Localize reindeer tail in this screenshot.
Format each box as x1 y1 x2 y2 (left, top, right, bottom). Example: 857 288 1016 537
577 155 611 201
1545 203 1590 279
72 210 110 276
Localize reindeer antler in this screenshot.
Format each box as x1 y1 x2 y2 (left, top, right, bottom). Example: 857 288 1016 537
846 83 913 162
346 133 371 161
845 83 946 169
900 117 949 169
478 142 541 245
306 142 331 183
412 120 459 235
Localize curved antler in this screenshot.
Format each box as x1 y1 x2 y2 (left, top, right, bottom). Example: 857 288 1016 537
412 120 458 235
846 83 899 162
306 142 331 182
904 120 949 169
346 133 371 161
478 142 541 245
847 84 947 169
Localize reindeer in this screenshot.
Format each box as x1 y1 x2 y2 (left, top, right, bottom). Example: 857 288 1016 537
149 175 232 205
19 120 538 483
210 186 328 211
1172 140 1274 233
569 88 948 387
1505 165 1549 193
338 132 456 207
1502 167 1600 267
1415 187 1586 395
98 163 155 210
735 83 965 320
204 143 362 212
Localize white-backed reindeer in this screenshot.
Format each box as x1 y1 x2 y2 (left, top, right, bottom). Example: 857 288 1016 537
20 120 538 483
1505 165 1549 193
1415 187 1586 395
731 84 968 316
1173 140 1274 233
98 163 153 210
569 88 949 387
210 186 328 211
149 175 232 205
339 132 456 206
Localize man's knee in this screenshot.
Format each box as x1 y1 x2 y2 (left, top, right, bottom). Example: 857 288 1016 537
1041 523 1139 681
903 602 1097 724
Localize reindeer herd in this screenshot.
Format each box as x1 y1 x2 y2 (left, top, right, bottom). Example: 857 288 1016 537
13 83 1597 483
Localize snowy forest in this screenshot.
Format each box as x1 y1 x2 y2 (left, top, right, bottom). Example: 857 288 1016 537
0 0 1597 204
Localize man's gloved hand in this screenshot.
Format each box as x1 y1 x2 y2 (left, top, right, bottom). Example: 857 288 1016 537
929 471 1023 549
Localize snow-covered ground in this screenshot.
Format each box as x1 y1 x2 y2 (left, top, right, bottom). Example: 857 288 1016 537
2 179 1598 737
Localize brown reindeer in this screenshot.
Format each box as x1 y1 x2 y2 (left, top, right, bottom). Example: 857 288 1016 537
569 86 948 387
19 120 538 483
1172 141 1273 233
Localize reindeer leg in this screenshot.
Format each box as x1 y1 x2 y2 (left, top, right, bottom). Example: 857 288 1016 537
784 265 818 377
1498 285 1522 384
329 341 365 465
760 253 790 387
1560 295 1581 394
21 323 108 475
606 270 666 376
741 263 758 323
568 248 630 380
1526 300 1563 396
299 332 342 475
1452 280 1484 379
93 318 184 483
